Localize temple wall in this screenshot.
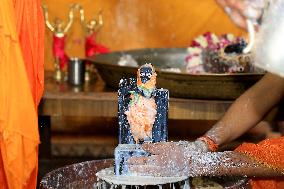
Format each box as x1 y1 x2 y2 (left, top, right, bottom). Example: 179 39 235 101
43 0 246 70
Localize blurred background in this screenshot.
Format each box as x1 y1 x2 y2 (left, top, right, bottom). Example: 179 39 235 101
39 0 280 186
43 0 245 70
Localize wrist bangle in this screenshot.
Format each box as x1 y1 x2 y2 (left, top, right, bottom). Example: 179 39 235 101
198 135 218 152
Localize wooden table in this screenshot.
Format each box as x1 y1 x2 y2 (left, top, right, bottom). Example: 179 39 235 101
39 74 233 121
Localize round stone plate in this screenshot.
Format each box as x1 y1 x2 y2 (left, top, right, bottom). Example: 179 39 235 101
96 167 188 186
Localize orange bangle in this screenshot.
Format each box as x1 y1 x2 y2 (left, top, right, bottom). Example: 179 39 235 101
198 135 218 152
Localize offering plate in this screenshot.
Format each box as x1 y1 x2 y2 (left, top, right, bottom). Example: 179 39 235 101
89 48 263 100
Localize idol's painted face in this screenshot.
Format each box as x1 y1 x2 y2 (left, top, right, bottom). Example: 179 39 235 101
139 67 152 84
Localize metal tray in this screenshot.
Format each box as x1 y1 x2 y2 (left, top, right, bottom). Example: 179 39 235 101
89 48 264 100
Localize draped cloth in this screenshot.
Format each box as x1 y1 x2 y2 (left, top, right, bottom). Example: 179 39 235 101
53 35 69 70
236 137 284 189
85 32 109 58
0 0 44 188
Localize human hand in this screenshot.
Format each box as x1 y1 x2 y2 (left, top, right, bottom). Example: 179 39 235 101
216 0 266 29
128 141 208 177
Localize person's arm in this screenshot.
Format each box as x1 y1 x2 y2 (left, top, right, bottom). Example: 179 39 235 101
206 73 284 146
128 142 284 177
187 151 283 177
216 0 247 29
63 6 75 33
95 10 104 32
215 0 266 29
42 5 55 32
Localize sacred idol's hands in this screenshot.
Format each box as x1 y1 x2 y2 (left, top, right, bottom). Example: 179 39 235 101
128 141 209 177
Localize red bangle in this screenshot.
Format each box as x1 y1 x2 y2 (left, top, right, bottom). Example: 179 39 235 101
198 135 218 152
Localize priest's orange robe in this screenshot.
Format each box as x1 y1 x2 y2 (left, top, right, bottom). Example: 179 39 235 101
0 0 44 188
236 137 284 189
